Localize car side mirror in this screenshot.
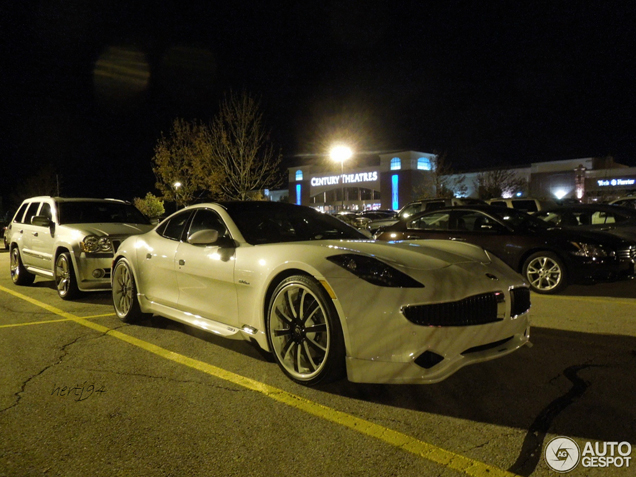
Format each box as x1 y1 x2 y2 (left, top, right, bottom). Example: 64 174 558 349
188 229 220 245
31 215 51 227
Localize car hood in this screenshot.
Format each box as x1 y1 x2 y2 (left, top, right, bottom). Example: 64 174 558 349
315 239 491 271
63 223 154 237
543 226 636 247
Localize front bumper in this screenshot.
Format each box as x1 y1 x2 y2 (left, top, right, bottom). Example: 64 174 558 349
327 262 531 384
567 255 635 284
74 252 114 291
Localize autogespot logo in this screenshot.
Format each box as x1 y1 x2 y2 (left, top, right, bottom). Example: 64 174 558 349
545 437 581 473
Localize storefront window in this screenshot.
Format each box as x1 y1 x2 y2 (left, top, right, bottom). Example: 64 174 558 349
417 157 431 170
390 157 401 170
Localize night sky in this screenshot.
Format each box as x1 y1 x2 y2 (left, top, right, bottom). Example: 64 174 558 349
2 1 636 208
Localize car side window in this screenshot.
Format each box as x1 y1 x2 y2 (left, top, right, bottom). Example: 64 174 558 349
408 212 449 231
461 211 500 232
158 211 192 241
25 202 41 225
591 211 621 225
512 200 537 212
423 201 445 211
13 203 29 224
38 203 53 222
398 203 422 220
187 209 228 241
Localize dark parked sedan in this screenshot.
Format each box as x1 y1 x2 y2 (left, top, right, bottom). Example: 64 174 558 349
375 206 636 294
534 204 636 241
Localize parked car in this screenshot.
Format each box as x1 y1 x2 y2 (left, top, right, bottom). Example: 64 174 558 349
534 204 636 241
375 205 636 294
610 196 636 209
112 201 530 386
1 223 8 250
7 196 153 299
367 198 486 234
487 197 557 213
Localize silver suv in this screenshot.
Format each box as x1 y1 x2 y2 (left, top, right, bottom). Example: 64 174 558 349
7 197 153 300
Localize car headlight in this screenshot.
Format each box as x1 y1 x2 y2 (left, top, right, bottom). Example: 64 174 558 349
570 242 609 258
80 235 113 253
327 254 424 287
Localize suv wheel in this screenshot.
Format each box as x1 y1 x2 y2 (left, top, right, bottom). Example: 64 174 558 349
55 252 80 300
10 247 35 286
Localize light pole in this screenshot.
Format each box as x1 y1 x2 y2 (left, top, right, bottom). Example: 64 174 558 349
173 181 182 209
330 145 352 212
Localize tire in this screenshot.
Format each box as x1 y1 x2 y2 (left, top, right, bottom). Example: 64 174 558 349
112 259 149 323
522 251 567 294
266 275 346 386
10 246 35 286
55 252 80 300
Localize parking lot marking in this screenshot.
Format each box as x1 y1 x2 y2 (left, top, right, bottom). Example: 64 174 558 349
537 294 636 306
0 312 115 329
0 284 520 477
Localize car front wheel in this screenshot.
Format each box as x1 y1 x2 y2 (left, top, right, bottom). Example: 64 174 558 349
55 252 80 300
112 259 149 323
10 247 35 286
267 275 345 386
523 251 567 294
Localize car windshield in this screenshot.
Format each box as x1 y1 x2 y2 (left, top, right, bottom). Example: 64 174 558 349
57 201 150 225
489 209 549 231
223 202 367 244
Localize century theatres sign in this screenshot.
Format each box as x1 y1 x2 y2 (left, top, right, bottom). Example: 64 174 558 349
310 171 379 187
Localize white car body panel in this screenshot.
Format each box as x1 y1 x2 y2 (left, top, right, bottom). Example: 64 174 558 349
114 202 531 385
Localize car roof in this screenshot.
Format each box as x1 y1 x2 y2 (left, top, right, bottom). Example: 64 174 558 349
23 196 127 204
537 204 636 215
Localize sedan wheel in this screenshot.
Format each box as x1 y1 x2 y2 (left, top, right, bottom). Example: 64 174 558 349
523 251 567 294
112 259 148 323
10 247 35 286
267 275 345 385
55 252 80 300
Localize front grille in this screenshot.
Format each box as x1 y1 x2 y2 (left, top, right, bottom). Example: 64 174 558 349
401 292 504 327
617 246 635 261
510 287 531 317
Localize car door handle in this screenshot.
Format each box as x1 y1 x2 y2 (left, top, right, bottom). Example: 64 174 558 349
146 253 152 260
449 237 466 241
32 232 38 237
178 259 185 266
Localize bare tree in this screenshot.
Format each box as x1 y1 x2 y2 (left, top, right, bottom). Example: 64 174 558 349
414 153 467 199
474 169 527 199
206 91 282 200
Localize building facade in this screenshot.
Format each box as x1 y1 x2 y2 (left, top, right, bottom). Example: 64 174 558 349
287 151 636 211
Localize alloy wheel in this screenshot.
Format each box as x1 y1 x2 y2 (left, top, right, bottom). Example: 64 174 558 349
268 282 331 381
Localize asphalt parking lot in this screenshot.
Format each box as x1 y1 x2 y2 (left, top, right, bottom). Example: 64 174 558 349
1 249 635 477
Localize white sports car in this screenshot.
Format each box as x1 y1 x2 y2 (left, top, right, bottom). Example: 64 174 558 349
112 202 531 385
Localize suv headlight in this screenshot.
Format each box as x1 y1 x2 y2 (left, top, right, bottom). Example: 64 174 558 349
327 254 424 287
80 235 113 253
570 242 609 258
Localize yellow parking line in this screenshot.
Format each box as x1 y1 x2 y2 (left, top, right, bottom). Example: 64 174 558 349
0 284 519 477
536 294 636 306
0 313 116 329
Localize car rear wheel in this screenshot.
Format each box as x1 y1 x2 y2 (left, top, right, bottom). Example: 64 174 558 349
55 252 80 300
10 247 35 286
112 259 149 323
266 275 345 386
523 251 567 294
